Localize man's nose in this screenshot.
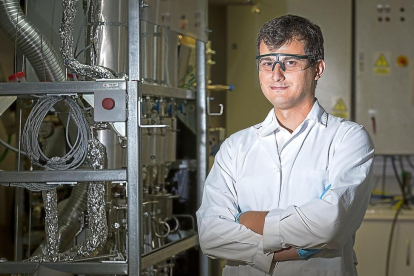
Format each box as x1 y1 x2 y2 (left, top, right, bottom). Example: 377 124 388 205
271 63 285 81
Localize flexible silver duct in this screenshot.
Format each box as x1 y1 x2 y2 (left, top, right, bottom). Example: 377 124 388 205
0 0 65 82
41 189 60 261
60 0 116 79
30 183 89 258
30 139 108 262
60 182 107 259
58 138 108 261
28 189 61 262
56 183 88 252
0 0 75 135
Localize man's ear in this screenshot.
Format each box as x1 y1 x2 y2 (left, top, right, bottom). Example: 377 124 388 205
314 60 326 80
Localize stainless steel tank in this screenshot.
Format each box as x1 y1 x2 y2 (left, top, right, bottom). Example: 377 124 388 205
96 127 126 169
141 20 154 83
87 0 128 76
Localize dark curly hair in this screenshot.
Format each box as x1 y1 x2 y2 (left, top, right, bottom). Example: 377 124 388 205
256 14 324 61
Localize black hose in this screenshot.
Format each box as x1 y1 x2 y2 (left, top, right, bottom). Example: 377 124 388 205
385 204 403 276
386 157 410 276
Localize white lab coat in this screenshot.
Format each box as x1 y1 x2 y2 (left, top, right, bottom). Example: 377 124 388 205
196 100 374 276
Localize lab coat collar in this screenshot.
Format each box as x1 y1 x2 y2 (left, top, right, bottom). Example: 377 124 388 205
255 99 328 137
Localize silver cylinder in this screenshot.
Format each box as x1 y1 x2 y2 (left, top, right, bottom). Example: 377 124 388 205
164 117 177 162
61 0 116 79
155 123 166 165
148 117 159 165
91 0 128 76
141 21 154 83
96 128 126 169
96 128 125 203
165 29 178 88
153 25 164 84
142 126 151 166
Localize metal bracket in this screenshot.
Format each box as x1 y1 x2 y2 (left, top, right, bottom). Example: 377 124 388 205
138 97 168 128
207 97 223 116
140 1 149 9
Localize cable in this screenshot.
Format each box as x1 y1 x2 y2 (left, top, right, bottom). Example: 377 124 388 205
0 134 12 163
381 156 387 195
391 156 404 194
385 204 403 276
399 156 405 174
74 44 92 59
3 96 91 192
385 156 410 276
22 96 90 171
0 136 27 156
406 156 414 170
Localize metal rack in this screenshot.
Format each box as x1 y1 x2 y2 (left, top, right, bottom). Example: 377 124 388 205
0 0 208 275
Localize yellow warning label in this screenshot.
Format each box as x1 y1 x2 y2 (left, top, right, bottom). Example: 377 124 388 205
334 99 347 111
332 112 348 119
374 67 390 74
375 54 389 67
374 53 390 75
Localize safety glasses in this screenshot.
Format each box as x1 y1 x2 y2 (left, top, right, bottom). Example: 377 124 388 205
255 53 315 72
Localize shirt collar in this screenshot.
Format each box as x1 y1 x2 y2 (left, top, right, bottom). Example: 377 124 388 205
255 99 328 137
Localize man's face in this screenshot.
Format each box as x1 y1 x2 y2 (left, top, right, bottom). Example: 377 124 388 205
258 39 324 111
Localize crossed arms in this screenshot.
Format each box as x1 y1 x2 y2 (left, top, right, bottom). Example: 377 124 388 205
196 125 375 273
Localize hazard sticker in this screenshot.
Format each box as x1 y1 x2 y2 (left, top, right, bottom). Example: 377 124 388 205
332 98 348 119
334 98 347 111
374 53 390 75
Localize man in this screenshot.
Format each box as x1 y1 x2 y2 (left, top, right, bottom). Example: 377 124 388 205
196 14 374 275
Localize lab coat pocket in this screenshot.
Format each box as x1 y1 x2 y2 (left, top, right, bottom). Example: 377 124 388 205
286 170 329 206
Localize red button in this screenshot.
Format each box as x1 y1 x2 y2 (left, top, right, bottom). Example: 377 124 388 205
102 98 115 110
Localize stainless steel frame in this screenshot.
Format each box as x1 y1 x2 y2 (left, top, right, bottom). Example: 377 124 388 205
0 236 199 274
0 82 195 99
0 0 207 275
196 39 209 276
0 170 127 183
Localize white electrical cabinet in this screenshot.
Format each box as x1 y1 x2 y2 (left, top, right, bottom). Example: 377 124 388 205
355 0 414 154
354 207 414 276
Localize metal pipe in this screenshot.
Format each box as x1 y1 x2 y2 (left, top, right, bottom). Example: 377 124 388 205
127 81 141 275
196 39 209 276
41 189 60 261
13 104 24 261
0 0 66 81
127 1 141 275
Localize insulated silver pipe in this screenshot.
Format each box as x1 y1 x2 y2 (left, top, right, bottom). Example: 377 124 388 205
57 184 88 251
0 0 65 81
60 0 116 79
196 39 209 276
31 183 88 257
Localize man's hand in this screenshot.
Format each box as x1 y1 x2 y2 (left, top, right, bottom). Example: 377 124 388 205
238 211 269 235
238 211 307 261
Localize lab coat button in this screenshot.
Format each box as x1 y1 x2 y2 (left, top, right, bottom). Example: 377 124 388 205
274 167 280 172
